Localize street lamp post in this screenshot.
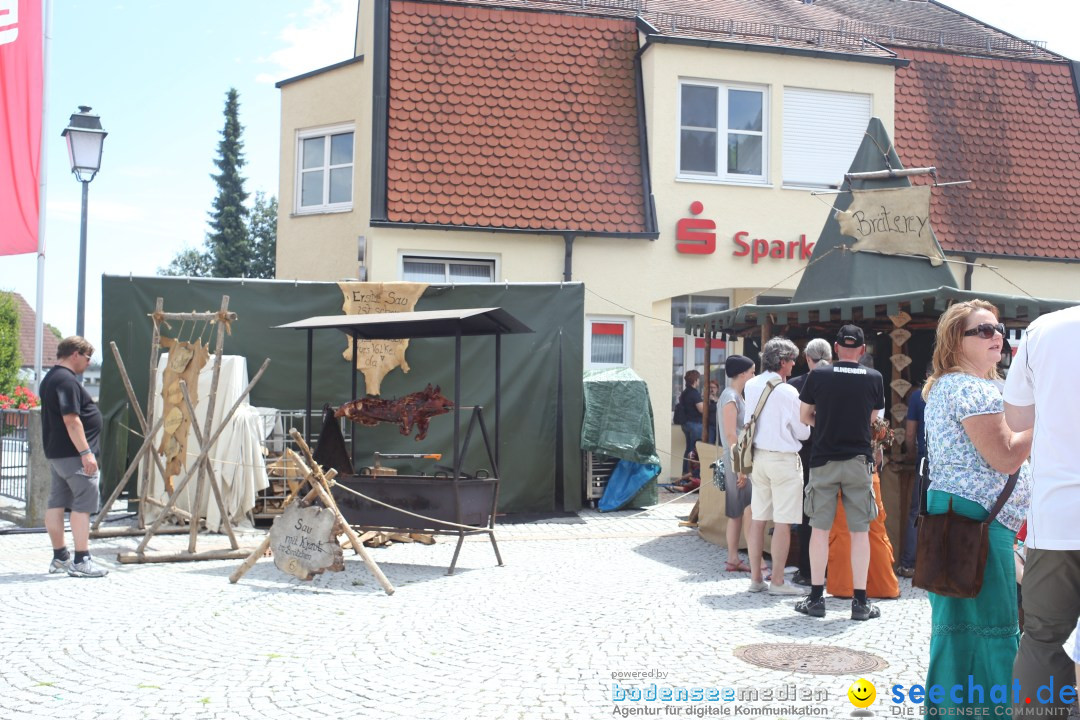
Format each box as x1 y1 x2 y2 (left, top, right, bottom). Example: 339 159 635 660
61 106 107 338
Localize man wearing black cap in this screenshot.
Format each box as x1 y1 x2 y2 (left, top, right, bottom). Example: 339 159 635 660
795 325 885 621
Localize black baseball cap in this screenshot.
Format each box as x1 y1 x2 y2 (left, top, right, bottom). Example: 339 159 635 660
836 325 865 348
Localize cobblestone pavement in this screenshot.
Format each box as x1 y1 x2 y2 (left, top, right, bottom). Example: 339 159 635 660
0 494 936 720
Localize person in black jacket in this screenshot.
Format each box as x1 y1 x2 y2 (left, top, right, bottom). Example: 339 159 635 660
677 370 704 475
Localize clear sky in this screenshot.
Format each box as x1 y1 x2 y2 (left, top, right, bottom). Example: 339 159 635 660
1 0 357 366
1 0 1077 367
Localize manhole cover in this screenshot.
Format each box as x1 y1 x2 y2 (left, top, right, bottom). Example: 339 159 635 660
734 643 888 675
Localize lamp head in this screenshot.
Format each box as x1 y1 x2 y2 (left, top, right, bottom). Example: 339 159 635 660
61 106 107 182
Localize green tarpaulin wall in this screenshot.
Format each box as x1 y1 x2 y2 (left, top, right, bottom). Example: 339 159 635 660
99 276 585 513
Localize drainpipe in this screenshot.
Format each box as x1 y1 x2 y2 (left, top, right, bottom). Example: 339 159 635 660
964 254 975 290
563 233 575 282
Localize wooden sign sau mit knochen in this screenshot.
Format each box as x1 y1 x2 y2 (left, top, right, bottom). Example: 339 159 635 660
269 503 344 580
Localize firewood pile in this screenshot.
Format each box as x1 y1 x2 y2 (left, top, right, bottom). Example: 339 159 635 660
353 531 436 548
254 452 308 516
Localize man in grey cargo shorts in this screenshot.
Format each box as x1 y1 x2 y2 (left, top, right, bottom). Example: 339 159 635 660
796 325 884 620
39 337 108 578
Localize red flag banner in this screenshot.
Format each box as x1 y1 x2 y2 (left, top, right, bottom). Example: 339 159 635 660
0 0 43 256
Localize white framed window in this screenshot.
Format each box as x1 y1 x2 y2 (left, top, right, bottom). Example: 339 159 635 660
587 316 632 369
783 88 871 188
678 80 768 183
295 123 354 214
400 254 497 283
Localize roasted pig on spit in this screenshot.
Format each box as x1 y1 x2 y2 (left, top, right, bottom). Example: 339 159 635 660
334 384 453 441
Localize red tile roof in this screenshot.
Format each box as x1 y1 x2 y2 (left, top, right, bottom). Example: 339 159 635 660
385 0 649 233
4 292 59 368
432 0 1058 61
893 49 1080 260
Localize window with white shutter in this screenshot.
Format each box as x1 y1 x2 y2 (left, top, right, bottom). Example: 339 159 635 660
782 88 871 189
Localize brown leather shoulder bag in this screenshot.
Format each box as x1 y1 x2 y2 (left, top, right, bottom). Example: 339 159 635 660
912 467 1020 599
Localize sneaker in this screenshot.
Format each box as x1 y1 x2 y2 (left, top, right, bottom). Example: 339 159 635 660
794 596 826 617
67 557 109 578
851 599 880 621
791 571 812 586
897 566 916 579
48 557 74 574
768 582 805 596
748 580 768 593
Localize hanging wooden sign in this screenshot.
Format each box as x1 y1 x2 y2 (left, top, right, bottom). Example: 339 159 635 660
890 310 912 328
337 282 428 396
890 328 912 346
891 353 912 372
835 186 946 266
891 378 913 399
269 504 344 581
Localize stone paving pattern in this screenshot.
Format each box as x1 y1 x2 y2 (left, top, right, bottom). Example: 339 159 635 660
0 496 936 720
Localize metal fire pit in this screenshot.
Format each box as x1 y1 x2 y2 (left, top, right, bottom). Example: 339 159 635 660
276 307 533 575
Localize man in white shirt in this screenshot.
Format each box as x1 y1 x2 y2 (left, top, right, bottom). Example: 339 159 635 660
743 337 810 596
1004 306 1080 719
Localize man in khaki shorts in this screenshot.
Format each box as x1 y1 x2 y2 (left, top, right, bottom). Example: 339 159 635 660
743 337 809 596
796 325 884 620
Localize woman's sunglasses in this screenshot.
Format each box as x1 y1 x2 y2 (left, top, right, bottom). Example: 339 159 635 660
962 322 1005 339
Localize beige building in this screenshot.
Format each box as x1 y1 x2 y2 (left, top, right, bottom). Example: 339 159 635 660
276 0 1080 482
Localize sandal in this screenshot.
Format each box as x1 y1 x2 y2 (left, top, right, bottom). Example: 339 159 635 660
725 560 751 572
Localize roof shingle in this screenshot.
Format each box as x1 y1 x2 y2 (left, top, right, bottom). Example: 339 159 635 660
4 292 59 369
894 48 1080 260
385 0 649 233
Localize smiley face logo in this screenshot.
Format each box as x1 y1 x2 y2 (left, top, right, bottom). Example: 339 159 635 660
848 678 876 709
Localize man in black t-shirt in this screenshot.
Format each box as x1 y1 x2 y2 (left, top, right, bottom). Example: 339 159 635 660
795 325 884 621
39 336 108 578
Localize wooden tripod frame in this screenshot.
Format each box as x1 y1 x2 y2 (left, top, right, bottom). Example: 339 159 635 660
229 430 395 595
93 295 269 564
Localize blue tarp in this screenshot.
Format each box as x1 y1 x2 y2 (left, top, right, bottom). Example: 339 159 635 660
598 460 661 512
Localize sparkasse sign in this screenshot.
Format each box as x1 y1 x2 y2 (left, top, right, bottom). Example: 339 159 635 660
675 202 815 263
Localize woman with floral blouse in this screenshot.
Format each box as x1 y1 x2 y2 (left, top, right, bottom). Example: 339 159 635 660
923 300 1033 713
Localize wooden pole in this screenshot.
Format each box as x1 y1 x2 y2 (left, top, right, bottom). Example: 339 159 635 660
91 414 164 533
118 548 253 564
288 429 395 596
228 469 332 584
155 311 237 323
135 358 270 554
189 295 230 553
109 341 171 481
180 380 239 550
140 297 165 527
143 495 193 523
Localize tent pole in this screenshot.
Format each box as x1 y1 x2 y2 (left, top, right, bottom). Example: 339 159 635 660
305 329 313 446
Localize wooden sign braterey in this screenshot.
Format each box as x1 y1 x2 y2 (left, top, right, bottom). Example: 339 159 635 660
835 186 946 266
269 503 344 580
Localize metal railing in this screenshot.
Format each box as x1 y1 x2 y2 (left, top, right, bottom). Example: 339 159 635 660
0 409 29 501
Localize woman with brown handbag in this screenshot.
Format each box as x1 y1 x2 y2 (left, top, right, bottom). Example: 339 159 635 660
922 300 1033 714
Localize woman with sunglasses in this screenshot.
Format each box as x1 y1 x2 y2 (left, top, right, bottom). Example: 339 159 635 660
922 300 1033 714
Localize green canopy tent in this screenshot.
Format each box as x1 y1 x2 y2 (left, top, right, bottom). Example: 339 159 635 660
685 118 1075 374
683 118 1076 550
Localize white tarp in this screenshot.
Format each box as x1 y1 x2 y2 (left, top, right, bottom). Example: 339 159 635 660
145 355 269 531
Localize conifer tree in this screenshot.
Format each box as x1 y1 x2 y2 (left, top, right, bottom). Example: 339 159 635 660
160 88 277 279
247 192 278 280
206 88 251 277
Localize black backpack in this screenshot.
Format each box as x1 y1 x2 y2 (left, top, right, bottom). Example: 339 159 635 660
672 390 688 425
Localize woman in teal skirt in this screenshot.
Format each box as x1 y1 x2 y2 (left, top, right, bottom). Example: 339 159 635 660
922 301 1033 713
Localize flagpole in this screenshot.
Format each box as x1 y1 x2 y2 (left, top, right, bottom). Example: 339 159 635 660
34 0 52 385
